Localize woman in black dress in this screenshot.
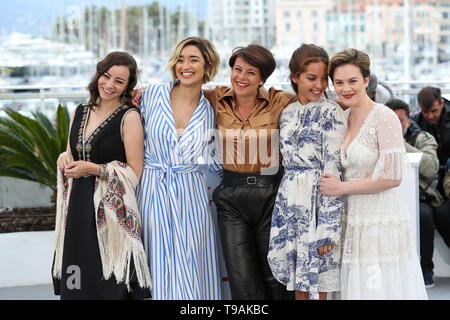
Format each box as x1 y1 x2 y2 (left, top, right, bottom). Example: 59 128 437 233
53 52 150 300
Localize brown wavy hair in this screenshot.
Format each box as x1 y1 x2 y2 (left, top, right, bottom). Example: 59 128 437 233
289 43 329 94
328 48 371 82
87 51 138 108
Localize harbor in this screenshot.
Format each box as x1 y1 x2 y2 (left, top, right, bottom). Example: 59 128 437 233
0 0 449 301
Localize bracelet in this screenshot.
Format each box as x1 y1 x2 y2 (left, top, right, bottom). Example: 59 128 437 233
98 164 108 180
82 164 91 178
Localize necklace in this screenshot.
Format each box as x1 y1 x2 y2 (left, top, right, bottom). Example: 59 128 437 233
90 105 97 112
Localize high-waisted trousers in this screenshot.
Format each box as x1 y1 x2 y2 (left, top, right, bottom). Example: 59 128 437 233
213 172 294 300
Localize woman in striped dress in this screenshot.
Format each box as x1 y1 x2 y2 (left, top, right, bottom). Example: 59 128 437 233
136 37 222 300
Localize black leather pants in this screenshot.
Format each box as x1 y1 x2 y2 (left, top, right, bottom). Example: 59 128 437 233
213 181 294 300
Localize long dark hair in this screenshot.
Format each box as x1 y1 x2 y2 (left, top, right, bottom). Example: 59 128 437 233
87 51 138 108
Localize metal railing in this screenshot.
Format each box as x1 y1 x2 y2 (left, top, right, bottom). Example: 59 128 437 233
1 81 449 113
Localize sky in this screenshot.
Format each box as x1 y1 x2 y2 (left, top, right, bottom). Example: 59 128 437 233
0 0 206 38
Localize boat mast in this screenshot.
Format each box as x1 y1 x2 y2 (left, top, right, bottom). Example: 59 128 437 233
120 0 127 50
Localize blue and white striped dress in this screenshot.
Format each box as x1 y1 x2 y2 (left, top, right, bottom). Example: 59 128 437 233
136 81 222 300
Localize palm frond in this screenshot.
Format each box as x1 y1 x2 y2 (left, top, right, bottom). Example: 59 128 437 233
0 105 71 197
4 108 59 171
0 132 48 174
55 105 70 152
0 166 36 182
32 110 57 137
0 117 36 147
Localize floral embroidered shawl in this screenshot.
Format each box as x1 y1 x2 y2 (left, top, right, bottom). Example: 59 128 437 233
53 161 152 291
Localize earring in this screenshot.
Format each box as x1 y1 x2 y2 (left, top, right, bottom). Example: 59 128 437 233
121 92 126 104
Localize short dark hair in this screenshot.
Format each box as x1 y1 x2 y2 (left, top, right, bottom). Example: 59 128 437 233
418 86 442 111
386 98 411 118
288 43 329 93
87 51 137 108
229 44 276 84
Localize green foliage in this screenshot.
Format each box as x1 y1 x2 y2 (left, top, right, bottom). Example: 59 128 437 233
0 104 70 194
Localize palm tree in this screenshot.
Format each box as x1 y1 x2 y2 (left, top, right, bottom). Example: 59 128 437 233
0 105 70 201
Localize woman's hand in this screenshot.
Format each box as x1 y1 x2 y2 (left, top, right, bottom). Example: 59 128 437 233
57 151 74 172
319 173 344 196
63 161 92 179
333 97 350 111
131 87 145 106
318 244 335 255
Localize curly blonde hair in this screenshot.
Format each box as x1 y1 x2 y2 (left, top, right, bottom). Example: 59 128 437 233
167 37 220 83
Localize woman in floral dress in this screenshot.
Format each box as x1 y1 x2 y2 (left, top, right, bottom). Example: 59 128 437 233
268 44 347 300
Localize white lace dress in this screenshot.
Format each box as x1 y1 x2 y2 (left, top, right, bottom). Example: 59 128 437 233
340 103 428 300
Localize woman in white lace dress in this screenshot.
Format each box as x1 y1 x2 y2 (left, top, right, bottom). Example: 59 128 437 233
320 48 427 299
267 44 347 300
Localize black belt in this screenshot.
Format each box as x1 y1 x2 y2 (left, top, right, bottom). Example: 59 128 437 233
222 168 283 187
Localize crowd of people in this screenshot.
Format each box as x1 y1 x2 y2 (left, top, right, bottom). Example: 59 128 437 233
51 36 449 300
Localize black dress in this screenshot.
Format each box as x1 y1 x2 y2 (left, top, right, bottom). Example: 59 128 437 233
52 103 151 300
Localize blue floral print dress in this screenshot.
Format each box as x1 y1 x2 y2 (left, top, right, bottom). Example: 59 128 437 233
267 98 347 300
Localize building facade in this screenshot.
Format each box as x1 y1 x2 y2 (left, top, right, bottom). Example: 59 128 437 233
206 0 277 48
